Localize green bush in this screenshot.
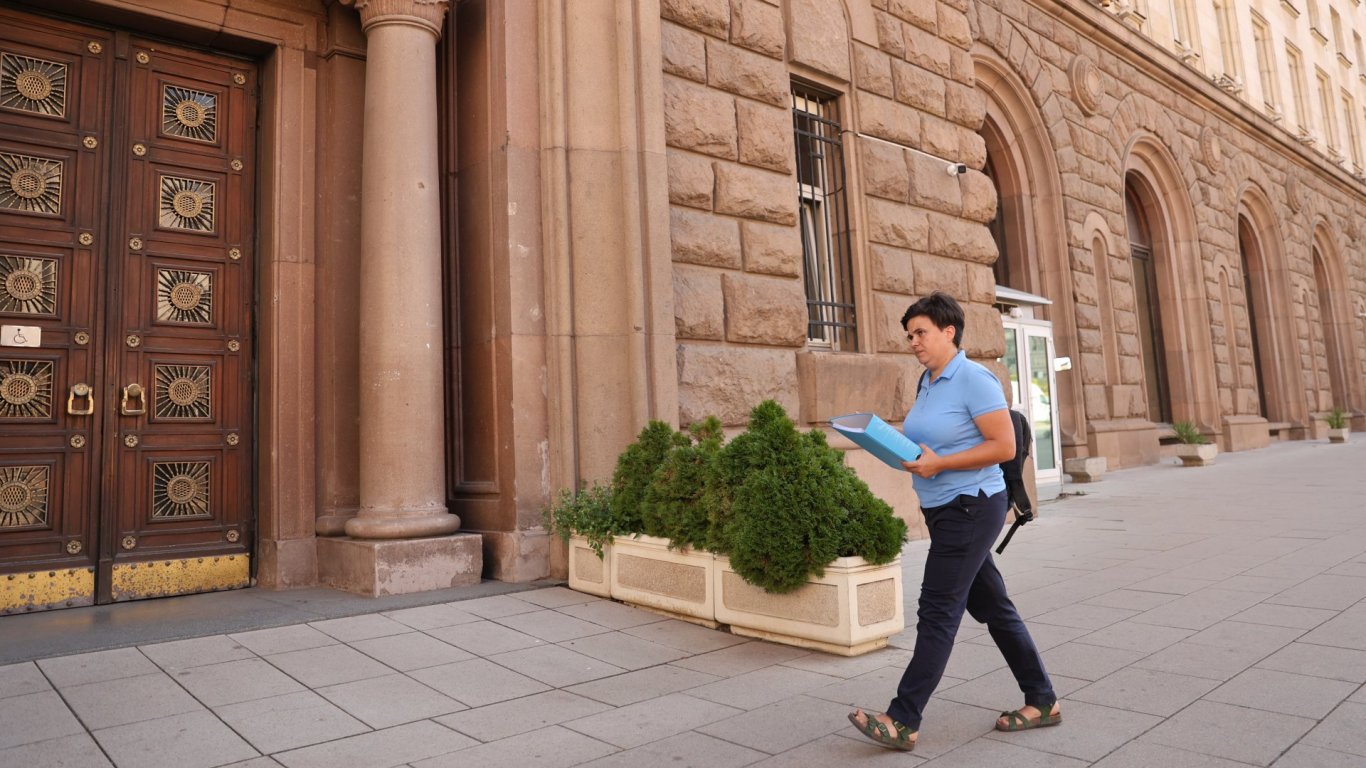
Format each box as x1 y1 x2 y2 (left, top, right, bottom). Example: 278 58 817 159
609 420 688 536
829 450 907 563
1172 420 1207 445
724 401 907 594
641 417 725 550
543 484 615 559
564 401 907 595
1326 407 1349 430
707 400 805 555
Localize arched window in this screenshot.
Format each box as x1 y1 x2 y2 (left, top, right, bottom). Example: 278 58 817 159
1125 177 1172 423
983 153 1010 288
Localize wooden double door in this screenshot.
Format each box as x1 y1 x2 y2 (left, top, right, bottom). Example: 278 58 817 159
0 8 255 612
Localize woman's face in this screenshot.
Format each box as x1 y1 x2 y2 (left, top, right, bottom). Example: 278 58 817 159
904 315 958 371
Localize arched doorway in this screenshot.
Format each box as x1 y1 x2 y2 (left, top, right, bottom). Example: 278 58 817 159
1236 217 1270 418
1124 176 1172 424
1232 186 1303 435
974 51 1082 492
1311 246 1349 412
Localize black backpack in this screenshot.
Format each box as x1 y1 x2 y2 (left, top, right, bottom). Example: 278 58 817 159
915 372 1033 553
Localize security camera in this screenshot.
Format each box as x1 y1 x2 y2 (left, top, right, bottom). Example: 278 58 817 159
946 162 967 176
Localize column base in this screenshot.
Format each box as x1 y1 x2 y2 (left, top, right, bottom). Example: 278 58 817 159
315 509 357 537
344 511 461 539
317 533 483 597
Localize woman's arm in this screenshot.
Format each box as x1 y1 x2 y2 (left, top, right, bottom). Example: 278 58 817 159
902 408 1017 478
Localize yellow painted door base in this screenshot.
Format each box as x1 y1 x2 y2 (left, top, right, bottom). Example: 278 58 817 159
110 555 249 601
1 568 95 614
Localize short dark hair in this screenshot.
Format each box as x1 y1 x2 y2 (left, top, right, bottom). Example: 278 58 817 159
901 292 965 347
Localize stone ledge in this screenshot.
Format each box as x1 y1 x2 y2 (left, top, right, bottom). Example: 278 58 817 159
317 533 482 597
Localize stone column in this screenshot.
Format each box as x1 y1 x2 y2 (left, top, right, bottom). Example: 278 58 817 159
345 0 459 540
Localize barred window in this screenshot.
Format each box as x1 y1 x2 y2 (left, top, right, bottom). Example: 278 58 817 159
792 84 855 350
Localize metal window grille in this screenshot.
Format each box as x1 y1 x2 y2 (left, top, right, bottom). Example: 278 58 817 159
792 85 856 350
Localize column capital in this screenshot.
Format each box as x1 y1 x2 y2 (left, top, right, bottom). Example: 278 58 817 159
339 0 449 37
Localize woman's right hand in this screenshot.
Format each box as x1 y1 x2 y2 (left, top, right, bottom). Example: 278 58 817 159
902 444 943 478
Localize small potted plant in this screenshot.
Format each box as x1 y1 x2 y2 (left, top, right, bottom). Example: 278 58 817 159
1326 407 1350 443
1172 420 1218 466
544 484 617 598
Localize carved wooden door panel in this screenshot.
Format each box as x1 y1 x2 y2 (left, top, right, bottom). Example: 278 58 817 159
0 7 255 612
106 38 255 602
0 11 111 612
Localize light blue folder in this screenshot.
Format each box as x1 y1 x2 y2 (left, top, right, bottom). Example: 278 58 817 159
831 413 923 470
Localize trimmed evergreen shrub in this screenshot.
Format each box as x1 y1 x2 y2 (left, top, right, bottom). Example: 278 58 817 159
641 417 724 550
560 401 906 595
831 462 907 564
724 401 906 594
707 400 803 555
609 420 689 536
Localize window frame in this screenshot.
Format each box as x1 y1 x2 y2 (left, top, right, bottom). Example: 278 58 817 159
1287 43 1312 134
791 83 857 351
1343 90 1362 169
1252 12 1281 115
1316 67 1338 150
1214 0 1243 81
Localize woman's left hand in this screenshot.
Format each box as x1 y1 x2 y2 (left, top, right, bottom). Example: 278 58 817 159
902 444 943 478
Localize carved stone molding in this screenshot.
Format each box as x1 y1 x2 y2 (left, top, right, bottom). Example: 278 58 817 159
1286 173 1303 213
1070 55 1104 116
339 0 449 36
1200 126 1223 172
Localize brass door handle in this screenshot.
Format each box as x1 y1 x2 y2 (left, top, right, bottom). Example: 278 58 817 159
67 383 94 415
121 383 146 415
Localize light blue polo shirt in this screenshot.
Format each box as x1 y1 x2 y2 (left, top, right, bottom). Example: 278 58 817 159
902 350 1007 507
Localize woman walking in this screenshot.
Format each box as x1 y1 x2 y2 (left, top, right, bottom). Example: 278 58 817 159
849 292 1058 751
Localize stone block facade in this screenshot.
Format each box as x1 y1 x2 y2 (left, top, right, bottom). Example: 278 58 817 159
967 0 1365 465
663 0 1366 514
664 0 1004 523
33 0 1364 601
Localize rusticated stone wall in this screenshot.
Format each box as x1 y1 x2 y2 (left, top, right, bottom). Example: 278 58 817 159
661 0 1366 475
662 0 1008 435
970 0 1366 460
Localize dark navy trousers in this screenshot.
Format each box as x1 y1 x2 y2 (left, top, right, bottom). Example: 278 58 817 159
886 489 1054 730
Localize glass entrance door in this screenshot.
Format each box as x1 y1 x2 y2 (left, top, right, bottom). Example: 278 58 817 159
1001 319 1062 497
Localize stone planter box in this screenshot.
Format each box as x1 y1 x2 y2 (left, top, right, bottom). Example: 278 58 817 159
566 534 612 598
1175 443 1218 466
714 555 904 656
1328 427 1350 443
609 534 717 626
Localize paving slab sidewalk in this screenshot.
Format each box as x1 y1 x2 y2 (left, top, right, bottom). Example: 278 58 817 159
3 438 1365 767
